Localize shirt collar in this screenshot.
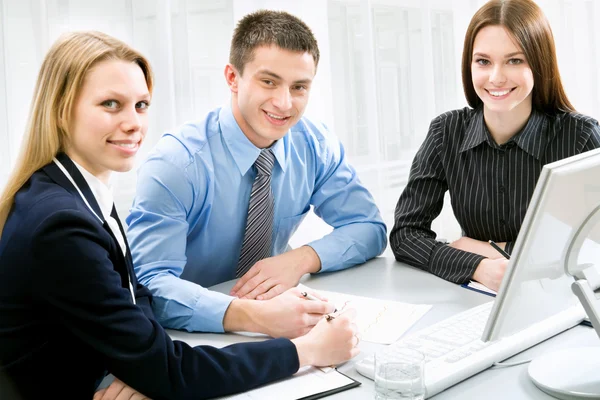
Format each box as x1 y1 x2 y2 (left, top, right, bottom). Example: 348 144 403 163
219 103 286 176
459 107 548 160
71 160 114 221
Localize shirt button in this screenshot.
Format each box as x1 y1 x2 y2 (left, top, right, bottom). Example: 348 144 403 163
499 218 506 225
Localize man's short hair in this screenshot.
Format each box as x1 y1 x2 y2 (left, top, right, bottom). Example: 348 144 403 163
229 9 320 75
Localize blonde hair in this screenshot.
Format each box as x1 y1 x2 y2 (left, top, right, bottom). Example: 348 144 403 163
0 31 153 236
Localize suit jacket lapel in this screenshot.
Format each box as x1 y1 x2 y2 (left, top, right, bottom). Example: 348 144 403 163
44 153 104 221
44 153 133 282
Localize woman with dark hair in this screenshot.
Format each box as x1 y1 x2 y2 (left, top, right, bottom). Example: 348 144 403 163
390 0 600 291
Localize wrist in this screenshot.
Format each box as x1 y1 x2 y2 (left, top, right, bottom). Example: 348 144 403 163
223 298 263 333
291 336 314 368
299 245 322 274
472 258 488 283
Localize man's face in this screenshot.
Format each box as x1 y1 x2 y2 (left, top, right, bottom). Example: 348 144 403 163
226 45 316 148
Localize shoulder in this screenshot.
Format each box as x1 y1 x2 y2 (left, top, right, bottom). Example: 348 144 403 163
554 112 600 133
287 116 341 161
145 108 222 172
430 107 476 131
6 171 102 246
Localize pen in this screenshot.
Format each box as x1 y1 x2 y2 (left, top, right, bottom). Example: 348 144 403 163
489 240 511 260
300 291 338 314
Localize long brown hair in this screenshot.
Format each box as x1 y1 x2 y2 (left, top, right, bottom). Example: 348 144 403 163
0 31 153 236
461 0 574 114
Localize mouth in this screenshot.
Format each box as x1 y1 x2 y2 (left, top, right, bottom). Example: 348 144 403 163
485 88 516 98
263 110 292 126
107 140 140 153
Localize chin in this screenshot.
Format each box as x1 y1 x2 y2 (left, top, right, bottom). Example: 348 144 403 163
112 162 136 173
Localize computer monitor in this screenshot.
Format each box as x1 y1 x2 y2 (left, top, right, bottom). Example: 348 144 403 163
482 147 600 342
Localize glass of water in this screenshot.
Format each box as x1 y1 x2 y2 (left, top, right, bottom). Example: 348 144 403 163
374 347 425 400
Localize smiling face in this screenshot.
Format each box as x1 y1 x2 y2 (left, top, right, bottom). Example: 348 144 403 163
66 59 150 183
225 45 316 148
471 25 534 117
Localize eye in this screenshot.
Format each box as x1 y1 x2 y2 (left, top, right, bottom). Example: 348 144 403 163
508 58 524 65
262 80 274 86
136 100 150 110
292 85 307 92
474 58 490 66
102 100 119 109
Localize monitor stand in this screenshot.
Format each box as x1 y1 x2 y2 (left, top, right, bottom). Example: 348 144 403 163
528 205 600 399
528 346 600 399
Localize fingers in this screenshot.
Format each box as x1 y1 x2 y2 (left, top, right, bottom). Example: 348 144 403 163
93 389 106 400
257 284 285 300
301 299 336 315
231 270 262 298
242 279 276 300
99 378 125 400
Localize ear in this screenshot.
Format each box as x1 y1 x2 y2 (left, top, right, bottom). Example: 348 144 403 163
224 64 239 93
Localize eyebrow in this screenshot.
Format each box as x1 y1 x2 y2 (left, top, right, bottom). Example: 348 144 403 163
101 90 151 100
473 51 525 58
256 69 313 85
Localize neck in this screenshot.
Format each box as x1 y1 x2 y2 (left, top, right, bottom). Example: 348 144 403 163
483 100 532 145
64 150 111 185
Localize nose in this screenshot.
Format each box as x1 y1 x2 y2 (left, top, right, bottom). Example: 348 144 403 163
489 64 507 86
272 87 293 111
121 106 142 133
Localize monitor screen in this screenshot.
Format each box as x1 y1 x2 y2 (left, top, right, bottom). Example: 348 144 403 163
483 147 600 341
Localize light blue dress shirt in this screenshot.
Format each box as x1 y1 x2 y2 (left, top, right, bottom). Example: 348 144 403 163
126 105 387 332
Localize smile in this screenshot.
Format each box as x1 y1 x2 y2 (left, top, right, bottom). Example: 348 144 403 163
486 88 515 97
265 111 289 120
110 142 137 149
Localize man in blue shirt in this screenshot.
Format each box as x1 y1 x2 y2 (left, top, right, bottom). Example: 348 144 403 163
126 10 386 336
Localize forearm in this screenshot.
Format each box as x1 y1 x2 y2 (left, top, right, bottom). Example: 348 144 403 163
309 222 386 272
143 271 234 332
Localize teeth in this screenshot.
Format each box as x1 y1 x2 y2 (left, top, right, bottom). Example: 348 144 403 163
267 112 286 120
489 89 511 97
113 142 136 149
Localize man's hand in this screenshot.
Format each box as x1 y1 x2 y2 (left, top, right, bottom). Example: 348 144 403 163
472 258 509 292
230 246 321 300
223 287 335 338
93 378 150 400
450 237 507 259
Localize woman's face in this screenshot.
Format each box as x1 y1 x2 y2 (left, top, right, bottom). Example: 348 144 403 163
67 59 150 184
471 25 534 116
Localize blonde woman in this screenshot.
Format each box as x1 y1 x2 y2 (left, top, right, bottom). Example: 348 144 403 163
0 31 358 400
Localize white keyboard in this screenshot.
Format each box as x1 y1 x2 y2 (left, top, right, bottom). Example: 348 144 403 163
355 301 584 398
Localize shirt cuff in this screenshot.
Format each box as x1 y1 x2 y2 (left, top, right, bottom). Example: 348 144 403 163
306 239 361 273
429 245 486 284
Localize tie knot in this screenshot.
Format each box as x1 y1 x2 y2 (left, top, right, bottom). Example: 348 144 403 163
254 149 275 176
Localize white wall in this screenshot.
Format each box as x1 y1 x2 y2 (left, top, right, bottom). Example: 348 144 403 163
1 0 599 251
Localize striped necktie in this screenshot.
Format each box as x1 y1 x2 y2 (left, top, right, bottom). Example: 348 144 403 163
236 149 276 278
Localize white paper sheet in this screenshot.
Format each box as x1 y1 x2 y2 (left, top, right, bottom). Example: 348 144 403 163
299 284 432 345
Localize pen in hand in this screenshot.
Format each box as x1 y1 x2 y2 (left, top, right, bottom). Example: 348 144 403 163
300 291 338 314
489 240 511 260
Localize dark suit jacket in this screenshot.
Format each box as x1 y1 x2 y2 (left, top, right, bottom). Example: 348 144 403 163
0 153 299 399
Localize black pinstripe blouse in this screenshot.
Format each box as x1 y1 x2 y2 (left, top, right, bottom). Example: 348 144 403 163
390 106 600 283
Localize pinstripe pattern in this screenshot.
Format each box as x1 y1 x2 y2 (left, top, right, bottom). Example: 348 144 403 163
390 107 600 283
236 149 276 278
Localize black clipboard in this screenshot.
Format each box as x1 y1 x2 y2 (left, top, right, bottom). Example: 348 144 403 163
297 369 361 400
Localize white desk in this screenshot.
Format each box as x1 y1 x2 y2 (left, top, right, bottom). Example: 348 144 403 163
168 257 599 399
